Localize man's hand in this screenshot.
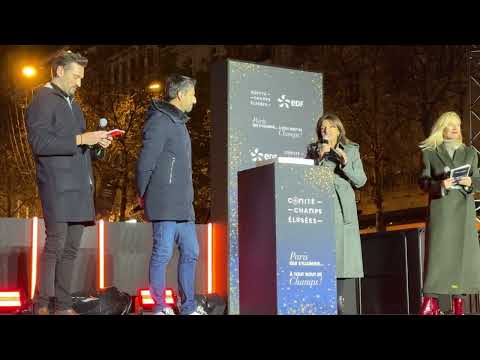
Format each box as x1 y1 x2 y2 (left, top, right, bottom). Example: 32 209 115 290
77 131 109 146
98 135 113 148
137 196 144 209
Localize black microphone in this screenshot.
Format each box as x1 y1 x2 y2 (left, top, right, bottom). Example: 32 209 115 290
319 137 329 145
318 135 330 155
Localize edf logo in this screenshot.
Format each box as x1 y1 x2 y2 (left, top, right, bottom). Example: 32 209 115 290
277 94 304 109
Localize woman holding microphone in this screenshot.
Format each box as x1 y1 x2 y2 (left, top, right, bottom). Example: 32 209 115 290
306 113 367 314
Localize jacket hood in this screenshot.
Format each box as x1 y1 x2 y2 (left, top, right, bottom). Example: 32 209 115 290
147 100 189 124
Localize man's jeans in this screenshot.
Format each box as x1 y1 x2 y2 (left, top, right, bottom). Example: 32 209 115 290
150 221 199 314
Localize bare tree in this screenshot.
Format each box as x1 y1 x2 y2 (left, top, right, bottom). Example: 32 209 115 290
302 45 424 231
77 87 149 221
0 144 39 217
404 45 468 137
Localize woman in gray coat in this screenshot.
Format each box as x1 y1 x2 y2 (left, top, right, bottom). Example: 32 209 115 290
418 111 480 315
306 113 367 314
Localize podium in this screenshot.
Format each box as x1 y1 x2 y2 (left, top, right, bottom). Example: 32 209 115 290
238 158 337 315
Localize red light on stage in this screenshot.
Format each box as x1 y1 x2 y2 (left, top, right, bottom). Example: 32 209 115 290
207 223 213 294
137 288 178 312
138 288 155 311
0 290 25 313
164 288 176 306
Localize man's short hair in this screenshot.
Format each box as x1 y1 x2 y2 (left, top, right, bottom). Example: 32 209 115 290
50 50 88 78
164 74 196 101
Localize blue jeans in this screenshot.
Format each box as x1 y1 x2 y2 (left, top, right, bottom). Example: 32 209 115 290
150 221 199 314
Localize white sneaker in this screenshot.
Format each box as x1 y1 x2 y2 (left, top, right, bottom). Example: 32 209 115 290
153 307 176 315
186 311 204 315
186 306 207 315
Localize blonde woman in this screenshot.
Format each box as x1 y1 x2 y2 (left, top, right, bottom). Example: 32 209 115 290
418 111 480 315
306 113 367 314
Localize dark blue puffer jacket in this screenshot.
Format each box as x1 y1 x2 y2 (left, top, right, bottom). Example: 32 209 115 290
136 100 194 221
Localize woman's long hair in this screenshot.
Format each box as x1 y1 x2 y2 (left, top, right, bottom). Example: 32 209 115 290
419 111 464 150
316 113 351 146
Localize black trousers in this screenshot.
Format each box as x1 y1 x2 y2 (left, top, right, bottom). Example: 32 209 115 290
337 278 360 314
36 220 84 310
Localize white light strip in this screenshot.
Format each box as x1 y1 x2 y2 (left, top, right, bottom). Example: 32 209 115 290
0 301 22 307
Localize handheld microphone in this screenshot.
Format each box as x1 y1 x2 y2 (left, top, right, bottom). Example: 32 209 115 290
319 134 329 145
318 135 330 154
90 118 108 158
98 117 108 130
443 166 451 179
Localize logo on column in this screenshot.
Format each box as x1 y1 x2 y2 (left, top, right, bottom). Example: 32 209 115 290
250 148 264 162
249 148 277 162
278 95 290 108
277 94 304 109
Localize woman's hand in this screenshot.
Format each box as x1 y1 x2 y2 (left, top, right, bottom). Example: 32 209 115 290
318 143 331 158
457 176 472 187
441 177 456 190
334 148 348 165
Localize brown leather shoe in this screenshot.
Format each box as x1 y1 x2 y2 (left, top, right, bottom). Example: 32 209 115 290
34 305 50 315
55 308 79 315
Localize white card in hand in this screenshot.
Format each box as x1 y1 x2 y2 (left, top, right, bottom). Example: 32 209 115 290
450 164 470 180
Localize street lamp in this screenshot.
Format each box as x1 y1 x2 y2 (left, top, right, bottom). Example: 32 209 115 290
147 81 163 100
22 66 37 78
148 82 162 91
